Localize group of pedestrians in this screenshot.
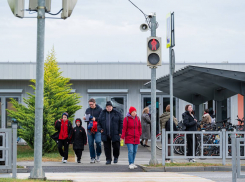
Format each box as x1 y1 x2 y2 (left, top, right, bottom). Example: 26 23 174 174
160 104 216 163
53 98 143 169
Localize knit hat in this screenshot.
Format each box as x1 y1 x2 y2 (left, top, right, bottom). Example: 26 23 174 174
106 101 113 107
75 118 82 126
129 106 137 114
62 112 69 118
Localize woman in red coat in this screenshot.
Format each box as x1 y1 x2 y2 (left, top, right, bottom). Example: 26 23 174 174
121 107 142 169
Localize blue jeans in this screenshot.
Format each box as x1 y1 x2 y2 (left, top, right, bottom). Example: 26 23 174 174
88 131 102 159
126 144 138 165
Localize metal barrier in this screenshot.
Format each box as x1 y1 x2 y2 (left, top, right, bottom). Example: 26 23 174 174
0 124 17 178
231 133 245 182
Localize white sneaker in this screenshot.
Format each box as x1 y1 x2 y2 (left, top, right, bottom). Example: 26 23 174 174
133 164 138 169
165 160 171 163
189 158 196 163
96 156 100 162
62 157 64 162
129 164 134 169
90 158 95 163
63 160 67 163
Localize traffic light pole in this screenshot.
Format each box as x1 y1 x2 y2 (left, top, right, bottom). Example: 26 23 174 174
30 0 46 179
169 47 174 163
149 13 158 165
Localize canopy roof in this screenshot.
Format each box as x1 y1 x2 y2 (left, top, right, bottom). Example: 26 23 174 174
144 66 245 105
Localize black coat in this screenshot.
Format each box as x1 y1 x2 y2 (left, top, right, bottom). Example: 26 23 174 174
85 104 102 121
183 111 197 131
72 126 87 150
97 109 123 142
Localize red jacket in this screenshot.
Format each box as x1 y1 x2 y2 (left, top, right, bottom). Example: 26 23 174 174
121 115 142 144
55 119 73 140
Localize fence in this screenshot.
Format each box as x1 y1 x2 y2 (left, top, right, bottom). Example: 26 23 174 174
161 129 245 167
0 124 17 178
231 133 245 182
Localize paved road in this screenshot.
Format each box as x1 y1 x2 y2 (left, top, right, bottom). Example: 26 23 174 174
181 172 245 182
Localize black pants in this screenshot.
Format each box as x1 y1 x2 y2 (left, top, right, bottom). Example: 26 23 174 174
103 136 120 161
74 149 83 160
187 134 197 157
58 139 69 160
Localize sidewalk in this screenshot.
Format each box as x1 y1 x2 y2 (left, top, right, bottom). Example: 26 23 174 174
17 142 245 167
0 172 214 182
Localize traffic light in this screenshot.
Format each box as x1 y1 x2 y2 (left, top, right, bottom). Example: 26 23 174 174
147 37 162 67
7 0 25 18
29 0 51 12
61 0 78 19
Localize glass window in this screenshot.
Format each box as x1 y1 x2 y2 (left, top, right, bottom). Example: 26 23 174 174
6 98 19 128
143 97 160 134
93 97 107 110
111 97 124 117
0 98 1 128
163 97 176 117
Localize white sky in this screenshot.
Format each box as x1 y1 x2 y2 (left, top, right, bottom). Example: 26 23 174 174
0 0 244 63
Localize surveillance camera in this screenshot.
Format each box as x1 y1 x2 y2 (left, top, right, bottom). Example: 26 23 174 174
148 12 155 18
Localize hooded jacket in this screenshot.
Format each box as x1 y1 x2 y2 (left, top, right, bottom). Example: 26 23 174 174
121 113 142 144
201 113 212 125
159 112 178 130
72 123 87 150
55 119 73 140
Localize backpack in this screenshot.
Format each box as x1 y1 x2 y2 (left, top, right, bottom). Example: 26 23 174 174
165 118 178 131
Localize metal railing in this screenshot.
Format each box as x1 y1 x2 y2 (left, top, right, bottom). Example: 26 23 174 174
231 133 245 182
0 124 17 178
161 128 245 167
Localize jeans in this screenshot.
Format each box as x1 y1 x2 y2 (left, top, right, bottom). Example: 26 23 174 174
126 144 138 165
88 131 102 159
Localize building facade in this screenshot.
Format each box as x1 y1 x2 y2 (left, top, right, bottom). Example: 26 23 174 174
0 62 243 132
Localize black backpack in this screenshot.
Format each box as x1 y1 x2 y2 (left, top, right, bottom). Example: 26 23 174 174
165 118 178 131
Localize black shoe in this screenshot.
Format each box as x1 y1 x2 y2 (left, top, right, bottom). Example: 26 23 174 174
114 158 118 163
144 144 150 147
140 141 144 146
77 159 81 163
106 160 111 165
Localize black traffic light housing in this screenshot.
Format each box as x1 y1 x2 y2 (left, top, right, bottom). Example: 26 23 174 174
147 37 162 67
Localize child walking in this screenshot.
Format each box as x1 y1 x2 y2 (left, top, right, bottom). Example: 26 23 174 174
73 118 87 163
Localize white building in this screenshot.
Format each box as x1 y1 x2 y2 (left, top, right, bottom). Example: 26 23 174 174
0 62 243 133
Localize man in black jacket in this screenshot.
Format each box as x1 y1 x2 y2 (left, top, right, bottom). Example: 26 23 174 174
83 98 102 163
98 101 123 165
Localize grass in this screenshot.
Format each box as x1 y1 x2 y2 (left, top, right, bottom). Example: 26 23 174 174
0 179 71 182
17 145 75 162
144 162 245 167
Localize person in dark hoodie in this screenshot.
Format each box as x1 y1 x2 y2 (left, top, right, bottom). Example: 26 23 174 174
72 118 87 163
97 101 123 165
83 98 102 163
55 112 73 163
183 105 197 163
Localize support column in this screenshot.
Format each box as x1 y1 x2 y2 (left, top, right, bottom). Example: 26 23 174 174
194 105 200 121
217 101 222 124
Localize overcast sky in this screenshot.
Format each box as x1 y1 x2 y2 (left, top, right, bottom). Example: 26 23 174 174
0 0 244 63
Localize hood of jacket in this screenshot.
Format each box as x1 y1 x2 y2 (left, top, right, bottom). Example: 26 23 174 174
160 112 170 119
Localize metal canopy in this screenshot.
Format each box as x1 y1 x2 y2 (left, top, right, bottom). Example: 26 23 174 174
144 66 245 105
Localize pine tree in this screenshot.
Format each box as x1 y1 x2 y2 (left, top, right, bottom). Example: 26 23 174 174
7 49 82 153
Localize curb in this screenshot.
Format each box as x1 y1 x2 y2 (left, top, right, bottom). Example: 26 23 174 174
138 165 245 172
0 168 28 173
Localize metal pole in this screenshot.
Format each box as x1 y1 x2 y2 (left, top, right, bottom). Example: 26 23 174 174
12 124 17 178
149 13 158 165
30 0 46 179
162 128 165 166
222 129 226 165
169 47 174 163
231 133 237 182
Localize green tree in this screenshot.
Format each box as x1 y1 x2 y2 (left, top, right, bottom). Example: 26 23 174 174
7 49 82 153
